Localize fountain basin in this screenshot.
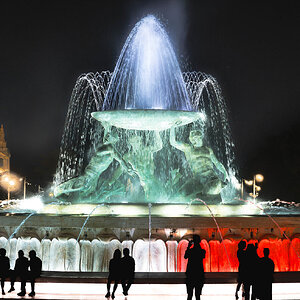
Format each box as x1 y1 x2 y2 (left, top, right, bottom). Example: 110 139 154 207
0 213 299 272
91 110 203 131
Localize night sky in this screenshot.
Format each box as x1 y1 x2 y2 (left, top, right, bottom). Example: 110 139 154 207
0 0 299 201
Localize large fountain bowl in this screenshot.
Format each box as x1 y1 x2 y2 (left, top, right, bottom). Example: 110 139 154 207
91 109 203 131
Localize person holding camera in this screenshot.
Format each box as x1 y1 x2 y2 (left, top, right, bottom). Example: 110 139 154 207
184 234 206 300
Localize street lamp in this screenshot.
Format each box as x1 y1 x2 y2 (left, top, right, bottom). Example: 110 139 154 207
19 177 32 200
0 172 22 200
7 178 16 200
241 174 264 203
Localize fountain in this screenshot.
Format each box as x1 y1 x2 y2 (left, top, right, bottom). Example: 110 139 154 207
54 15 237 205
0 15 299 273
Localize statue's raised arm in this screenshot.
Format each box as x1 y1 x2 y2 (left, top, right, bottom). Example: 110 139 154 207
209 149 229 182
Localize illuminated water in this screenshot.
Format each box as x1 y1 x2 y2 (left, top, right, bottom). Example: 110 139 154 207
188 198 232 270
0 15 299 276
76 203 113 243
54 15 238 204
103 15 191 111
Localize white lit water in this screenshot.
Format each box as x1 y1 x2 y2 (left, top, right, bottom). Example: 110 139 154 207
103 15 191 111
54 16 238 203
0 236 299 272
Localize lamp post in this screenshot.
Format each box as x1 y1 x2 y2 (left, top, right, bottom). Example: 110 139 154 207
19 177 32 200
241 174 264 203
23 177 27 200
0 172 22 200
4 176 16 200
241 179 253 200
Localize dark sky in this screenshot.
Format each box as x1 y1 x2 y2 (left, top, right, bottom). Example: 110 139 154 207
0 0 299 201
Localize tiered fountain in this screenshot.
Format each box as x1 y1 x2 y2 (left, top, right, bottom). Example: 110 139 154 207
0 15 299 273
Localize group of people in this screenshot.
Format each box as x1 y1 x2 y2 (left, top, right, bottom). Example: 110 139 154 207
106 248 135 299
182 235 275 300
236 241 275 300
0 238 275 299
0 248 42 297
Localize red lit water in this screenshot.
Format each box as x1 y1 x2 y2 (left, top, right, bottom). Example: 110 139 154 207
177 237 300 272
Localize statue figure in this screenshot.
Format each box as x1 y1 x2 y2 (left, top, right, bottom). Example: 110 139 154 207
124 131 162 201
54 128 134 198
170 127 228 197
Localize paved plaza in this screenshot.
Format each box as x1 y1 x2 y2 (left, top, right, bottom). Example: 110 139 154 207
1 283 300 299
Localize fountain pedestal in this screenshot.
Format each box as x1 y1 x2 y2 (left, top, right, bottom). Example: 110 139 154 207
91 110 203 131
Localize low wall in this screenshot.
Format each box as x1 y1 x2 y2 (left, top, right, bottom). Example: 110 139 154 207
0 236 299 272
6 271 300 284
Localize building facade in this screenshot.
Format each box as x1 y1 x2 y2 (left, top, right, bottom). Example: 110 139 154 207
0 124 10 174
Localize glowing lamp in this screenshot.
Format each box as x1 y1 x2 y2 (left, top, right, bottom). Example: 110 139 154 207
244 180 253 186
9 180 15 186
255 174 264 182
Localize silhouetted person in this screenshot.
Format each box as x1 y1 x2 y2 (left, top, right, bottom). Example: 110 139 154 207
243 243 259 300
0 248 10 295
184 234 206 300
106 249 122 299
28 250 42 297
11 250 29 297
121 248 135 296
257 248 274 300
235 240 247 299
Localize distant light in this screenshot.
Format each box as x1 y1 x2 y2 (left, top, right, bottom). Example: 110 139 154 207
0 173 22 192
244 180 253 186
9 180 16 186
255 174 264 182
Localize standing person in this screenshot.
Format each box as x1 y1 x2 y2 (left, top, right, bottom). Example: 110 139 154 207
11 250 29 297
235 240 247 299
105 249 122 299
258 248 274 300
184 234 206 300
121 248 135 296
28 250 42 297
0 248 10 295
243 243 259 300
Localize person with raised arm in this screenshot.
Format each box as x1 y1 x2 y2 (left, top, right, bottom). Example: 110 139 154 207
184 234 206 300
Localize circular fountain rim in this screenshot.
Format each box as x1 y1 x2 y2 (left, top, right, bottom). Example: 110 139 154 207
91 109 204 131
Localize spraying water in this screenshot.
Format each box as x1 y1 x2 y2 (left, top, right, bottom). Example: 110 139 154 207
103 15 191 111
188 198 232 270
8 212 36 241
76 203 112 243
54 15 238 204
239 198 300 260
7 200 66 241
